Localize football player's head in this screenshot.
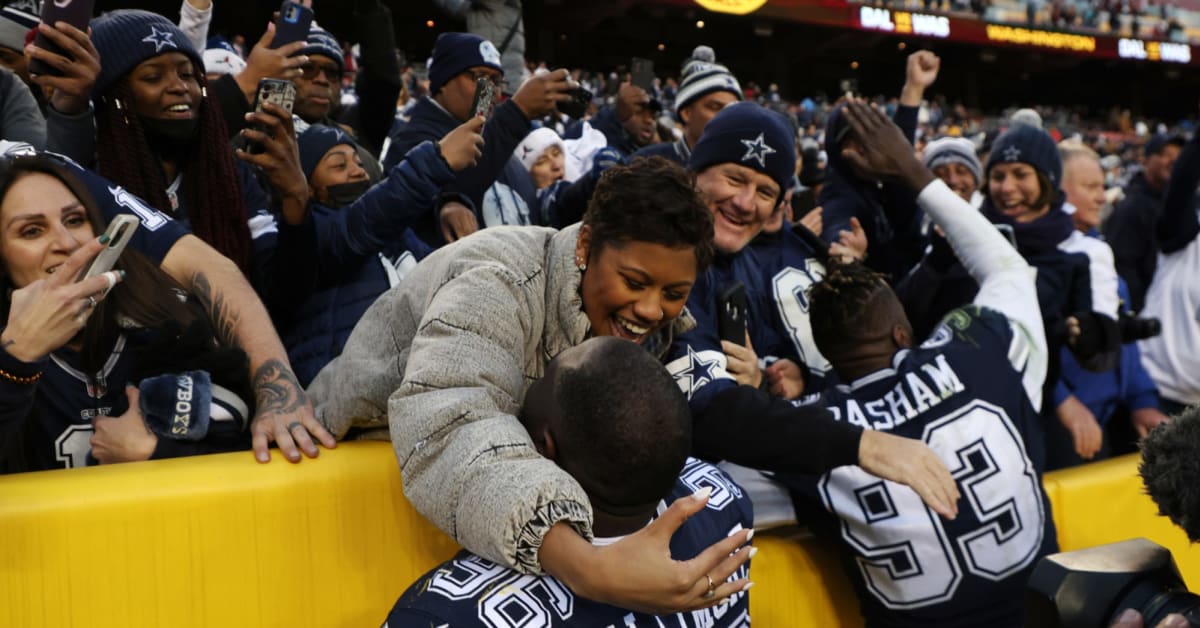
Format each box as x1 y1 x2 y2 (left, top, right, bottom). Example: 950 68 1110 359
520 337 692 536
1140 406 1200 542
808 260 914 379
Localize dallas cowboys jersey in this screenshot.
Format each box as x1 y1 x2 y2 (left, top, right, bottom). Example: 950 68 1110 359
383 458 754 628
781 306 1057 628
749 225 833 393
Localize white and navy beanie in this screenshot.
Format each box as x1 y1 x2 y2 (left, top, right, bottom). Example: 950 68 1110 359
923 137 982 185
516 127 565 172
298 24 343 73
427 32 502 96
202 47 246 77
674 45 742 119
90 10 203 97
0 0 38 52
689 101 795 198
987 124 1062 187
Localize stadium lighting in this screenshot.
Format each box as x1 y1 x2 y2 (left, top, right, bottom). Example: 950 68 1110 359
426 20 435 28
696 20 706 29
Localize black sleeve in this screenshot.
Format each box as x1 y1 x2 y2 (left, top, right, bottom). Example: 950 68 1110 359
349 0 403 157
1103 201 1153 311
693 385 863 474
211 73 251 140
1158 133 1200 254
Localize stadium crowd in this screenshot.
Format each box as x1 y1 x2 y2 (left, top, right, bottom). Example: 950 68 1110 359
0 0 1195 626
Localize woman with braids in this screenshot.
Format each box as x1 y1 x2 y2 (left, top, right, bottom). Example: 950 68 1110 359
0 153 253 473
782 101 1057 628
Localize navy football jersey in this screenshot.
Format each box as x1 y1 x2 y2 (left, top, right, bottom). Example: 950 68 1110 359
665 248 800 411
383 458 754 628
750 225 833 393
781 306 1058 628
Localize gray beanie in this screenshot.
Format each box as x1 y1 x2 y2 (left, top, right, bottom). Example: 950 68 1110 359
923 136 982 185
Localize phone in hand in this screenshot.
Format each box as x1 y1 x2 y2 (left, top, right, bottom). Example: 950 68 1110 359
469 76 497 119
558 86 593 119
718 282 748 346
995 223 1018 248
248 78 297 154
271 1 314 49
28 0 97 77
78 215 137 282
630 57 655 92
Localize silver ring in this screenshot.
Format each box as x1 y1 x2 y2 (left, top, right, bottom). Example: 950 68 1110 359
702 574 716 600
85 295 97 309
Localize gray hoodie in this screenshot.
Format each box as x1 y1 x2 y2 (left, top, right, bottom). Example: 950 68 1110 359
308 224 694 574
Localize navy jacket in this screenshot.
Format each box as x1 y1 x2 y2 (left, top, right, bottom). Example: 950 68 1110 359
280 142 453 386
630 137 690 167
382 97 536 245
819 103 924 282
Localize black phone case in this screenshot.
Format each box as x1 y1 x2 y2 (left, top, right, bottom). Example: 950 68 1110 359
631 57 655 92
718 282 748 346
29 0 96 77
271 1 314 49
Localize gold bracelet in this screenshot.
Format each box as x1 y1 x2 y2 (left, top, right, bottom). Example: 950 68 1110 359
0 367 41 385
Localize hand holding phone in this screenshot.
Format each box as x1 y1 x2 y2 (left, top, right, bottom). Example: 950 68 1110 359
79 215 137 282
28 0 97 77
248 78 297 155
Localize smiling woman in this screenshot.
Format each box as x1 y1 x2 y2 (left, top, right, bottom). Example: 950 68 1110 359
0 154 252 474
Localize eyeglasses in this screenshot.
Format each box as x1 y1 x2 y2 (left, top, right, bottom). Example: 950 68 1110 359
299 62 343 82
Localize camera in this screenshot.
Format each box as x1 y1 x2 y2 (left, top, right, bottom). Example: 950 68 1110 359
1119 311 1162 342
1026 538 1200 628
558 87 593 120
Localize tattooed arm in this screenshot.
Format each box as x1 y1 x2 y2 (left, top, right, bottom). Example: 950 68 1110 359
159 234 336 462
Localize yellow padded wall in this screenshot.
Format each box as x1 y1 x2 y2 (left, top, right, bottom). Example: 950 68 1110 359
0 442 458 628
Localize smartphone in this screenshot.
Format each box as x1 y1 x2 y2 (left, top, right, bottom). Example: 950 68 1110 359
718 282 748 346
79 215 137 282
271 1 314 49
28 0 97 77
558 86 593 119
469 76 497 119
630 57 655 92
995 223 1018 248
248 78 296 154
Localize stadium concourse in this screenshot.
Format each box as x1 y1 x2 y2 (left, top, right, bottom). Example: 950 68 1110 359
0 0 1197 627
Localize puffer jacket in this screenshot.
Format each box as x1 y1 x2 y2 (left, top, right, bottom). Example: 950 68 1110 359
307 224 695 574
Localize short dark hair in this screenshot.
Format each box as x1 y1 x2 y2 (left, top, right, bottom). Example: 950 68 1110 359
553 337 692 511
583 156 714 271
1140 405 1200 542
808 261 905 366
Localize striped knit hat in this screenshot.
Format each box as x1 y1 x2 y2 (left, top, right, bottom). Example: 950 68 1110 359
923 137 982 185
674 45 742 120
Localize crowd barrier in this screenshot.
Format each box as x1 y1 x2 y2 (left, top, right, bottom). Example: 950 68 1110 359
0 442 1194 627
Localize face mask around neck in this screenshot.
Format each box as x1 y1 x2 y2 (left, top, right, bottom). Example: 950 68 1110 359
323 179 372 208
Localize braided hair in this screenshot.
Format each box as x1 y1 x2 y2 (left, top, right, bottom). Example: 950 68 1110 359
95 71 253 274
809 260 907 364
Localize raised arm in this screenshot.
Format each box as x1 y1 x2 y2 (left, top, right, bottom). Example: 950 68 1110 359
1157 131 1200 254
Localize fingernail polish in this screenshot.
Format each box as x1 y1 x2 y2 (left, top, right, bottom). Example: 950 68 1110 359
98 234 110 244
748 547 758 559
692 486 712 501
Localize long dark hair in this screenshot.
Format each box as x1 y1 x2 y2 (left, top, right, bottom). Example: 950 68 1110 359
94 65 253 274
0 155 209 373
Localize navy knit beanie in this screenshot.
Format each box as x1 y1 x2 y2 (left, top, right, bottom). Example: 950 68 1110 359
427 32 503 96
90 10 203 98
987 124 1062 187
923 136 982 185
298 24 343 73
298 124 355 179
689 101 795 197
674 45 742 120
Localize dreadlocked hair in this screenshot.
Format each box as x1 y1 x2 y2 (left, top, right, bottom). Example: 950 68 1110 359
808 259 901 361
95 72 253 275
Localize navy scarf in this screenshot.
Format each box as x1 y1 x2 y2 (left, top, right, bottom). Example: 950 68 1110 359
981 197 1074 256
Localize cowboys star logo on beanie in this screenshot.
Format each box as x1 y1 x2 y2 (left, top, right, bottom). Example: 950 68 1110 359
986 123 1062 186
90 10 203 98
689 101 795 198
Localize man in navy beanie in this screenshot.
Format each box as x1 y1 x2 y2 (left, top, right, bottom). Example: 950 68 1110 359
382 31 571 246
660 102 961 525
292 24 344 125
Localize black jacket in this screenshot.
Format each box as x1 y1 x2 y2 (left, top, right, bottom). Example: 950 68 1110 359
1103 172 1166 312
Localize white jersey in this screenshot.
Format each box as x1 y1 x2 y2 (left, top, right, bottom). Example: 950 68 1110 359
1139 230 1200 405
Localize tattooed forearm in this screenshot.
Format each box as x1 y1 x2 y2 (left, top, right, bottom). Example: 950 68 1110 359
252 358 308 415
189 271 240 348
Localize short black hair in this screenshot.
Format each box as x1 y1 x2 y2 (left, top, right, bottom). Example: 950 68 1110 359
808 260 906 366
583 156 714 271
553 337 692 511
1140 406 1200 542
